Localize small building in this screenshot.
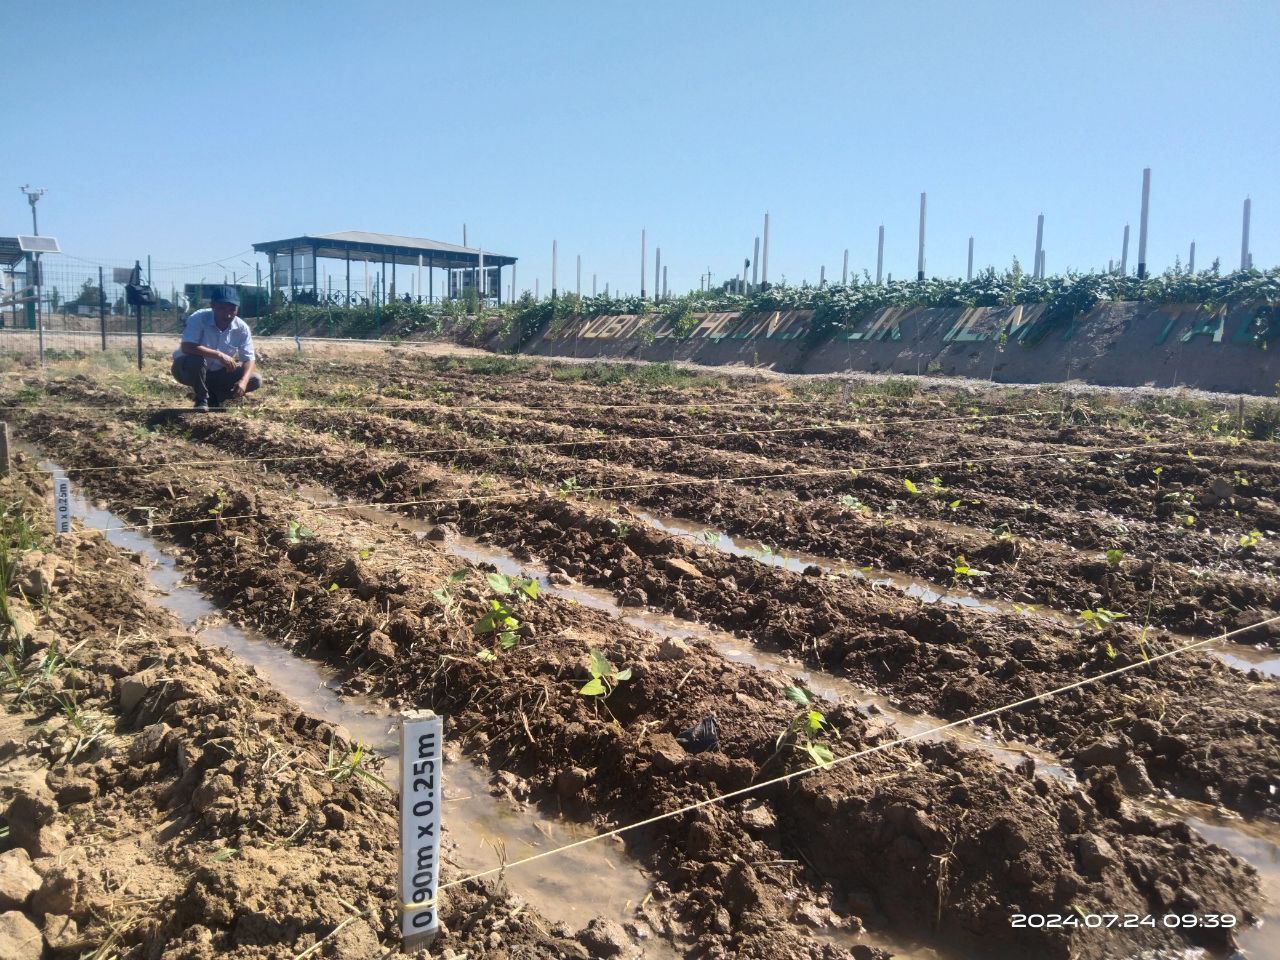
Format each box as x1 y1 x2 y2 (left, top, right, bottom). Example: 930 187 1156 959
251 231 518 305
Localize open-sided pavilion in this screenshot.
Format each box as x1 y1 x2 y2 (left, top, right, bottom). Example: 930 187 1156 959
251 231 518 305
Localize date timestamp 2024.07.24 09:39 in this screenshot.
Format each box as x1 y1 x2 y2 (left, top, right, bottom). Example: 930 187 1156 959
1010 913 1237 929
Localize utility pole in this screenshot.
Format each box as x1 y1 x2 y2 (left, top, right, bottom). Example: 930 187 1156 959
640 229 647 299
1137 167 1151 279
654 247 661 302
761 213 770 287
1120 224 1130 277
752 237 760 289
842 248 848 285
876 225 885 284
917 192 927 281
1241 197 1252 272
663 265 668 300
1034 214 1044 279
1189 241 1196 274
967 236 974 280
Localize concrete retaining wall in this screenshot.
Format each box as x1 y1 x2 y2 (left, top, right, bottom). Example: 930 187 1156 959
511 302 1279 394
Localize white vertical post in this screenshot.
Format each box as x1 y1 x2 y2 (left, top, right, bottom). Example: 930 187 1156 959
916 192 927 281
842 248 848 285
967 237 974 280
551 240 557 299
1034 214 1044 279
1120 225 1130 277
478 250 485 298
654 247 661 302
511 263 517 301
1189 241 1196 274
400 710 442 950
363 261 369 301
417 255 423 303
641 229 647 299
462 224 467 247
761 213 770 286
663 265 668 299
53 475 70 535
752 236 760 289
592 273 597 297
1241 197 1252 272
1037 249 1045 278
819 265 825 287
876 225 885 284
1137 167 1151 279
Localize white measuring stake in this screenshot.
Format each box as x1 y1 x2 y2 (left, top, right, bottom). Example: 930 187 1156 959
400 709 443 949
53 477 71 535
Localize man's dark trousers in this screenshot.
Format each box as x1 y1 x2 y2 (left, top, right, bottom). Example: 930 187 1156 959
171 354 262 406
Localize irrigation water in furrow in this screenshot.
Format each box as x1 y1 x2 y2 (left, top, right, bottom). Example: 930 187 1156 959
264 401 1279 641
636 510 1280 680
38 400 1277 820
23 426 1266 960
294 483 1280 960
49 465 669 942
293 483 1079 785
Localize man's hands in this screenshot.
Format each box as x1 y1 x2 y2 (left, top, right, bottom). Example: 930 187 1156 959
229 377 248 400
215 350 238 372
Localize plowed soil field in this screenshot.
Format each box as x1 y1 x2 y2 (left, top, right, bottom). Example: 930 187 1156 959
2 349 1277 960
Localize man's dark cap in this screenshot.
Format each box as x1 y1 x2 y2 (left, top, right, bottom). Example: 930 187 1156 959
210 285 240 306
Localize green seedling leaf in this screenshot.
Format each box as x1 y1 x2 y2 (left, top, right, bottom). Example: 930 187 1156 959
805 710 826 734
589 649 614 679
613 667 632 682
805 742 835 766
578 677 607 696
948 499 962 510
327 583 339 592
783 685 813 707
449 569 468 582
486 572 512 594
1105 548 1124 568
903 479 920 495
476 649 497 662
498 631 519 650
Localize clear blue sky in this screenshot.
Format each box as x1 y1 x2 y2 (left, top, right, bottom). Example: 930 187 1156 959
8 0 1277 296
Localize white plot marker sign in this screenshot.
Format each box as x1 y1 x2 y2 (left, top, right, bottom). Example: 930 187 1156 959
53 477 71 535
400 710 443 949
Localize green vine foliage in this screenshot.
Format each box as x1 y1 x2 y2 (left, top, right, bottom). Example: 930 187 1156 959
250 266 1279 344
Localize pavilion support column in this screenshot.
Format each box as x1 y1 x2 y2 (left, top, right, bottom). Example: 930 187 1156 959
346 253 351 305
429 256 434 302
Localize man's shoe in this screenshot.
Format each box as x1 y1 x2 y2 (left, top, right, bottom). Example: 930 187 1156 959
191 401 210 413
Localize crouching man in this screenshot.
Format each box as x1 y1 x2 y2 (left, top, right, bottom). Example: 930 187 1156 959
171 286 261 411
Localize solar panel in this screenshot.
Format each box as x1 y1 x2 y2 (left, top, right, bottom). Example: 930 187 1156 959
17 235 60 253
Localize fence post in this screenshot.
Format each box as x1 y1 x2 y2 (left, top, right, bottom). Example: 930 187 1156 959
98 267 107 351
0 423 9 478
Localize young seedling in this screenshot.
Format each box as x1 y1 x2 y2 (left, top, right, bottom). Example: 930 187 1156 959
285 520 315 544
1104 548 1124 569
1079 608 1126 632
608 517 631 539
1239 530 1263 549
557 476 580 498
577 648 632 698
903 478 922 496
779 686 836 767
473 572 539 658
952 555 988 583
325 739 388 790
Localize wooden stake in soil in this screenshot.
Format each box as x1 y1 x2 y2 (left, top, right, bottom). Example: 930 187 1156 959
0 422 8 477
53 475 71 535
400 709 443 950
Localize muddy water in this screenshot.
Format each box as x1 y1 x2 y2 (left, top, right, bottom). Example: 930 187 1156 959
47 467 666 940
636 510 1280 679
312 491 1280 959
